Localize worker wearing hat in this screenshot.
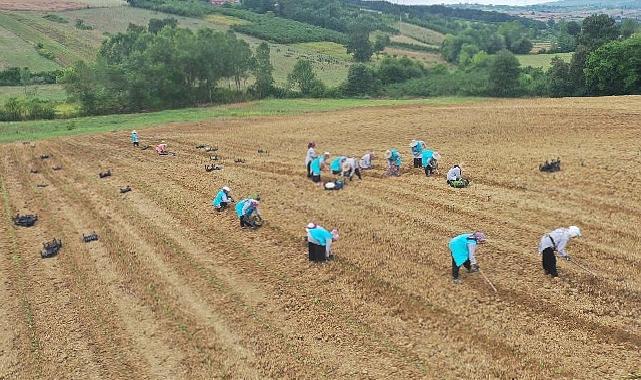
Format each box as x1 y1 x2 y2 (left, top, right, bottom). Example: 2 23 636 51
236 197 261 228
422 150 441 177
538 226 582 277
310 152 330 185
130 130 139 147
305 223 339 262
212 186 234 212
449 231 487 284
385 149 402 176
409 140 426 168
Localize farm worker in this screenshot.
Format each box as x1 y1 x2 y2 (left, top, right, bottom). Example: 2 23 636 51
421 149 439 177
538 226 582 278
449 231 487 284
342 156 362 181
359 151 373 170
330 156 347 176
212 186 233 212
155 141 168 155
385 149 402 176
130 130 139 147
310 152 330 185
410 140 426 168
305 142 317 178
305 223 339 262
236 198 261 228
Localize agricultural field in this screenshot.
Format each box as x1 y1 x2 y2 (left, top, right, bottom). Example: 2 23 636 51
0 5 351 86
382 47 447 67
517 52 574 69
1 97 640 378
397 22 446 46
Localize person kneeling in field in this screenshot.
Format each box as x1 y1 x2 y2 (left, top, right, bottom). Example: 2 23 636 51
359 151 373 170
310 152 330 186
342 156 362 181
236 198 261 228
155 141 168 155
330 156 347 176
212 186 233 212
538 226 581 278
385 149 402 177
422 150 441 177
447 164 469 188
410 140 426 168
305 223 339 262
449 231 487 284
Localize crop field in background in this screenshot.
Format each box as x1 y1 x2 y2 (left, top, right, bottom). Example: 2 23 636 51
0 5 352 86
397 22 446 46
0 16 62 71
383 47 447 66
517 52 574 69
1 97 640 378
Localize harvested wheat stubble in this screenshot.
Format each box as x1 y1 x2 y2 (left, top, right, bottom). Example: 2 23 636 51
1 97 640 379
0 0 87 11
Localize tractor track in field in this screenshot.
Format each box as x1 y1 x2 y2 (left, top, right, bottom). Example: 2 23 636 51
1 97 640 378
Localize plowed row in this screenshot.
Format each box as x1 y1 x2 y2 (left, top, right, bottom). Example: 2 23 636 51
1 97 640 379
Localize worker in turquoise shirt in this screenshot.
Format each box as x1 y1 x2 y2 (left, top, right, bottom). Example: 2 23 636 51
385 149 402 176
212 186 233 212
330 156 346 175
235 198 260 228
449 231 487 284
310 152 330 185
422 150 441 177
305 223 339 262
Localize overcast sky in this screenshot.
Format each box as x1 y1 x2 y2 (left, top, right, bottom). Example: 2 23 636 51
395 0 549 5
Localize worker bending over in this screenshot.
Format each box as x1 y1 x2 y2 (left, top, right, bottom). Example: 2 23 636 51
449 231 487 284
310 152 330 185
359 151 373 170
538 226 582 277
410 140 426 168
306 223 339 262
342 156 362 181
330 156 347 176
385 149 402 177
236 198 261 228
422 150 440 177
212 186 233 212
155 141 168 155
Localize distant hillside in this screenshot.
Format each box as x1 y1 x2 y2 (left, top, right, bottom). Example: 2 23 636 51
544 0 641 8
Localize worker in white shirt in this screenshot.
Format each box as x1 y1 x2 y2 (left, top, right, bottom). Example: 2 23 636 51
342 156 362 181
359 151 373 170
305 142 317 178
538 226 582 277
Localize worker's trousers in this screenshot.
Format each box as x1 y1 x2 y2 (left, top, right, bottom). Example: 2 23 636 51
308 242 327 262
542 247 558 277
452 258 471 279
